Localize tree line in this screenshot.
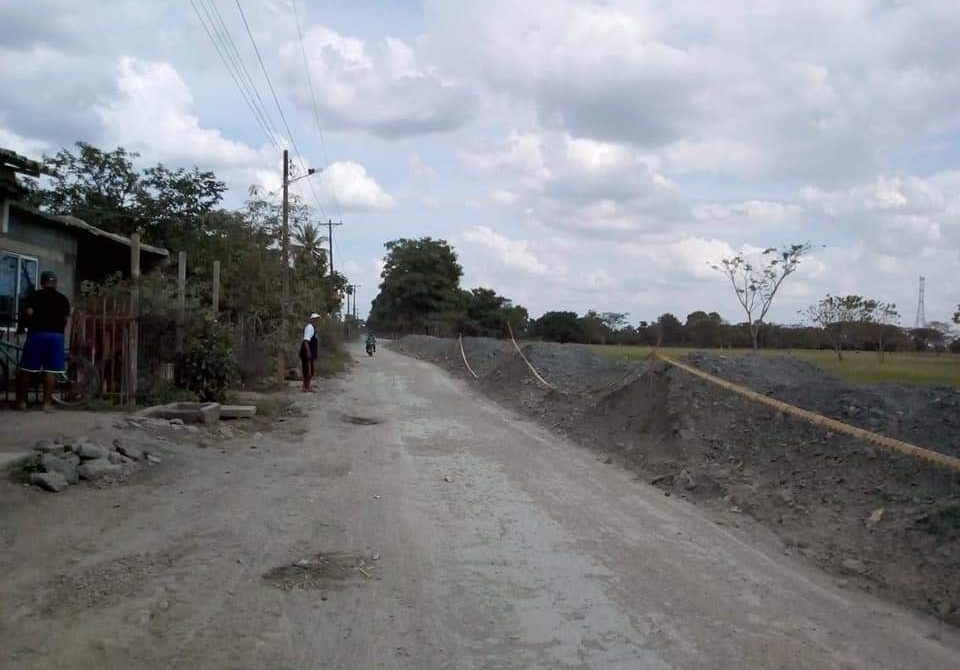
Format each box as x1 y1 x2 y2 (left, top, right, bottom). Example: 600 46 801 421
368 237 959 354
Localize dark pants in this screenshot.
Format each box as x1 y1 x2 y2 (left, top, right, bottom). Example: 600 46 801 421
300 342 316 391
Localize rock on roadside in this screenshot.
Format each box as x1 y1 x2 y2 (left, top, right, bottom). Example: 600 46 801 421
75 443 109 460
115 443 144 461
30 471 70 492
77 459 122 481
41 453 79 484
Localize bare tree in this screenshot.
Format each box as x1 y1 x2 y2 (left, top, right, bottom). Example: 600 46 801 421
712 243 813 352
804 295 876 361
874 302 899 362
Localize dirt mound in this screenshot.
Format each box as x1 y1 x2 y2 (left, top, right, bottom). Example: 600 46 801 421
393 336 960 625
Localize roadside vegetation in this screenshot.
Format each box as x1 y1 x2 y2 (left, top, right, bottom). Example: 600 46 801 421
20 141 351 404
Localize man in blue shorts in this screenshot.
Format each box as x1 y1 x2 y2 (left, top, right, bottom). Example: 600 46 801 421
16 270 71 411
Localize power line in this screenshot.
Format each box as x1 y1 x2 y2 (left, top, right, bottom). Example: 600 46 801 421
196 0 280 147
205 0 281 142
234 0 334 221
188 0 278 148
290 0 344 222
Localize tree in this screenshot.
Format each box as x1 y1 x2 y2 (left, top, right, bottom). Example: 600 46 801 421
656 312 683 345
804 295 876 361
530 311 586 343
685 310 723 347
954 305 959 325
26 142 226 250
368 238 463 334
462 287 525 337
293 222 328 265
712 243 813 352
579 310 609 344
874 302 899 362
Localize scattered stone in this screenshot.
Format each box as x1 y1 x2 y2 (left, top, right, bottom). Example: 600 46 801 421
108 451 132 465
33 440 54 453
939 601 956 616
146 454 162 465
75 443 109 461
116 443 144 461
649 475 667 486
603 455 614 465
866 508 885 526
63 453 81 467
169 418 185 426
253 432 264 440
41 453 79 484
30 471 69 492
77 459 122 480
442 475 453 483
372 553 381 561
373 495 382 500
836 579 850 589
841 558 868 575
778 488 795 505
677 468 696 491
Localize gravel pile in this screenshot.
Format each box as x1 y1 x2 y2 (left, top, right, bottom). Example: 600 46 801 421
22 437 160 493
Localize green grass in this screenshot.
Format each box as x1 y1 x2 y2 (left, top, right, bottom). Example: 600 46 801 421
591 345 960 387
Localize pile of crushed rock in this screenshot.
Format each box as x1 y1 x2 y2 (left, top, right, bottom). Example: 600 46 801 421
22 437 162 493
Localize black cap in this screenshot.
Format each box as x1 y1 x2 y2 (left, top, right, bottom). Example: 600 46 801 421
40 270 57 283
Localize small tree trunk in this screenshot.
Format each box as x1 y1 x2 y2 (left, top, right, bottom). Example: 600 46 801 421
750 322 759 352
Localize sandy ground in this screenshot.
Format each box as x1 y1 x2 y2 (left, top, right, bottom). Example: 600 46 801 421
1 344 958 669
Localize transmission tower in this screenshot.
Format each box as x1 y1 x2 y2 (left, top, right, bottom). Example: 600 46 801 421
914 275 926 328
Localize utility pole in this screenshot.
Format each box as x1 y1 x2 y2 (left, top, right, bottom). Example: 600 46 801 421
281 149 290 311
352 284 361 321
326 218 343 276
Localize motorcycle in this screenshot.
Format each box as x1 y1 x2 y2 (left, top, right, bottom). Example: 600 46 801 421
366 341 376 357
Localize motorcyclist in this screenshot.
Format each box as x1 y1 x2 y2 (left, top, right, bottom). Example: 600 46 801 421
365 332 376 355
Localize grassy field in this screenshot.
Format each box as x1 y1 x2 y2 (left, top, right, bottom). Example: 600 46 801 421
591 345 960 387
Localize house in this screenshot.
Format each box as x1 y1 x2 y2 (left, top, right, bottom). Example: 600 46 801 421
0 148 168 328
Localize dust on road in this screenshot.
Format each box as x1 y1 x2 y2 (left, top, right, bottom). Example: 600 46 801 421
1 344 958 669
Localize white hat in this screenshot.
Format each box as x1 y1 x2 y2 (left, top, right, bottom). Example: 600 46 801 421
309 312 321 319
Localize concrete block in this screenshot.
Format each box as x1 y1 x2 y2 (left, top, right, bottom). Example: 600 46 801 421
141 402 221 424
219 405 257 419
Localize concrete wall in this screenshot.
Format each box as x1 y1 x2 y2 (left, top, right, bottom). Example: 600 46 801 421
0 206 78 301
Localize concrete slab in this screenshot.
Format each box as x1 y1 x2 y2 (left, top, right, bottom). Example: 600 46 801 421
220 405 257 419
141 402 221 424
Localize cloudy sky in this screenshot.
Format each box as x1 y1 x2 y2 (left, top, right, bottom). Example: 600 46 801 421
2 0 959 324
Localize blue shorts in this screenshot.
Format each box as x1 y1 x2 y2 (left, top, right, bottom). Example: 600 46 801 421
19 331 66 374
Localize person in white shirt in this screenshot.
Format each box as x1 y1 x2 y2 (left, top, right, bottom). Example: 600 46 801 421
300 312 321 392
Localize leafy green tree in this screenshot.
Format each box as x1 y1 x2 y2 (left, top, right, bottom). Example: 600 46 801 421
685 311 723 347
656 312 684 345
805 295 877 361
25 142 225 251
530 311 586 343
369 238 463 333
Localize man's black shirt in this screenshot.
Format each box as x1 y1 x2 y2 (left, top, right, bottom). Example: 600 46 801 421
24 288 71 333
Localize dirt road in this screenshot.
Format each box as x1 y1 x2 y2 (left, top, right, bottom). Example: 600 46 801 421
1 345 958 669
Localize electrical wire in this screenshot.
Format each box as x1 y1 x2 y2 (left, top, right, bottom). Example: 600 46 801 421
188 0 278 148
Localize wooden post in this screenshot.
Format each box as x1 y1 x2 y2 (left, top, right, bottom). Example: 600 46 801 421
176 251 186 355
212 260 221 316
128 233 141 407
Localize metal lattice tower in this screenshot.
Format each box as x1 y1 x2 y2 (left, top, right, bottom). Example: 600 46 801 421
914 275 926 328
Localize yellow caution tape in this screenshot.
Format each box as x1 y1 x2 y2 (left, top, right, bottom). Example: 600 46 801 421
506 323 556 390
459 334 479 380
654 351 960 473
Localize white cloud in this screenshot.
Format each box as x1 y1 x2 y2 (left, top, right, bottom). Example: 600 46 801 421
95 58 272 170
279 26 475 138
461 226 549 275
317 161 395 211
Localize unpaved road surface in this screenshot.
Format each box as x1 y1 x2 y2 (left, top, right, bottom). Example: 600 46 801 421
2 346 958 669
